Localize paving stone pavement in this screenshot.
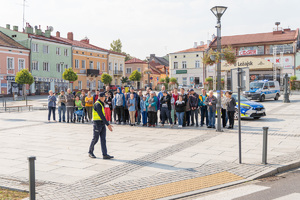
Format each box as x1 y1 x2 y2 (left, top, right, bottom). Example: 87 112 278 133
0 96 300 199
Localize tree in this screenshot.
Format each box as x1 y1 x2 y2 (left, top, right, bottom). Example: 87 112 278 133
63 68 78 89
129 70 142 88
15 69 34 97
101 73 112 86
110 39 122 53
169 77 177 84
165 76 170 84
121 76 129 86
159 78 165 83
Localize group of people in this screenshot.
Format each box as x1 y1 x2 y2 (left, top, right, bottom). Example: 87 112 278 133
47 86 236 129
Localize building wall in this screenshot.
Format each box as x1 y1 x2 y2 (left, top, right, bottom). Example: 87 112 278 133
124 63 148 89
295 52 300 80
72 47 108 91
0 46 30 95
108 53 126 85
169 51 204 86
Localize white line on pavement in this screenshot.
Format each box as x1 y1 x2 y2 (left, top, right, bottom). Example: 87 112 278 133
273 193 300 200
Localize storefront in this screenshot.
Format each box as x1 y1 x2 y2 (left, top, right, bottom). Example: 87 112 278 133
5 76 22 95
32 77 68 95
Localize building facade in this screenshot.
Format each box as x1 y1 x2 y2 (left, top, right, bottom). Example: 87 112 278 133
108 52 126 86
169 43 207 86
125 58 148 89
295 51 300 80
0 24 72 95
0 31 30 95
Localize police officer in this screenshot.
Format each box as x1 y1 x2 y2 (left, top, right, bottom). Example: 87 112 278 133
88 92 114 159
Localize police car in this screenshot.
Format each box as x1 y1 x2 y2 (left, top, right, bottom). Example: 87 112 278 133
232 93 266 119
243 80 280 102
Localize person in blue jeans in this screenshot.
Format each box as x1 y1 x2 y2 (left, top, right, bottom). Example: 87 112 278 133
204 90 217 128
48 90 57 122
57 90 66 122
199 89 208 127
140 95 148 126
175 95 186 128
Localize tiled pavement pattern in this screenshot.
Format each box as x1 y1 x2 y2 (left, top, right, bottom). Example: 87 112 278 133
0 96 300 199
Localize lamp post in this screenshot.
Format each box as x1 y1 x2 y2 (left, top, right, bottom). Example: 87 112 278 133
60 62 64 92
211 6 227 132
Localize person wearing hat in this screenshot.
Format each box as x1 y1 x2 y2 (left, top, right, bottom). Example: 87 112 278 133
88 92 114 159
160 90 173 127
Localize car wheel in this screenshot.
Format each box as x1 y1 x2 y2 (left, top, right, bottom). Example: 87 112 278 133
260 95 265 102
234 109 238 120
254 117 261 119
274 93 279 100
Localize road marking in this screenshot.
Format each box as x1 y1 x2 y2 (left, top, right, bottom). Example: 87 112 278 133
273 193 300 200
195 185 270 200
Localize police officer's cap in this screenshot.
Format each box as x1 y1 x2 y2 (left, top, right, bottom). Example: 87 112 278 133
99 92 106 97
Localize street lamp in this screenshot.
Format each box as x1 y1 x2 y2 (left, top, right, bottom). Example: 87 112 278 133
211 6 227 132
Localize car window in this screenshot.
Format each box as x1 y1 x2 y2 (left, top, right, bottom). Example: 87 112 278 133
250 82 264 89
232 94 248 101
269 82 275 88
263 83 269 90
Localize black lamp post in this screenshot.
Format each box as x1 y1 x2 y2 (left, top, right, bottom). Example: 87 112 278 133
211 6 227 132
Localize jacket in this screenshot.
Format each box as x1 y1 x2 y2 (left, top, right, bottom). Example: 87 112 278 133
57 94 66 107
226 97 236 111
199 94 208 107
114 87 126 107
48 95 57 107
160 94 171 110
80 94 86 106
189 93 199 108
146 96 158 112
66 93 75 107
204 95 217 111
140 99 147 111
175 100 185 112
104 96 113 110
127 98 137 111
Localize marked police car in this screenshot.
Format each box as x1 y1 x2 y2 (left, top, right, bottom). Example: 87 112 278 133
232 93 266 119
243 80 280 102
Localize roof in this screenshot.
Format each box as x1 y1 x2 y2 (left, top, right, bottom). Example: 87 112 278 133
149 54 169 66
125 58 147 64
28 34 72 45
0 31 29 50
173 44 207 54
210 29 299 47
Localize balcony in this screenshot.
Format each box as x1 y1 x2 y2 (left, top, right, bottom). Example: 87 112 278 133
87 69 100 77
113 70 123 76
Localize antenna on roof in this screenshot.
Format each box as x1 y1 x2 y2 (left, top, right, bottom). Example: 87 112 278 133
22 0 29 30
275 22 280 31
48 26 54 32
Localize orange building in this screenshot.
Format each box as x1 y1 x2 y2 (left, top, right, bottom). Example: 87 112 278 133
54 32 108 91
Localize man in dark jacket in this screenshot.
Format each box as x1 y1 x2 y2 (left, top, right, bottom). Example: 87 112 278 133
160 90 173 127
189 89 199 127
204 90 217 128
179 88 187 126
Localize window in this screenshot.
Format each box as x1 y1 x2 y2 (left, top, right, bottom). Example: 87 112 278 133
64 49 69 56
65 64 68 70
114 62 118 71
32 61 39 70
126 68 132 74
43 45 49 54
120 63 123 72
18 59 25 71
269 82 275 88
7 58 14 70
75 59 79 68
97 62 100 70
195 60 200 68
109 62 112 71
137 68 141 72
89 61 94 69
56 47 61 55
102 63 105 71
239 46 264 55
182 61 187 69
269 44 293 54
78 81 82 90
32 43 38 52
43 62 49 71
175 56 177 58
196 54 199 57
183 55 186 58
56 63 61 72
183 77 187 85
174 62 178 69
87 80 89 88
82 60 86 69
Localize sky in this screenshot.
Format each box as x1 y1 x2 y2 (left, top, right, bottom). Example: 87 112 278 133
0 0 299 60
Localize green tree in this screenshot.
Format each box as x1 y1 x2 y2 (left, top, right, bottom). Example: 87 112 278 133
110 39 122 53
170 77 177 84
101 73 113 86
129 70 142 88
165 76 170 84
159 78 165 83
15 69 34 97
63 68 78 89
121 76 129 86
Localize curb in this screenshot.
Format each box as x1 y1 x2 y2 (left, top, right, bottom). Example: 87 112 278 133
160 159 300 200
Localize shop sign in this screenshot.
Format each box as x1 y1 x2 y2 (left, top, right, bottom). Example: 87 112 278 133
0 76 3 80
176 70 187 74
1 83 7 87
265 56 293 69
239 50 257 56
221 57 273 71
5 76 15 81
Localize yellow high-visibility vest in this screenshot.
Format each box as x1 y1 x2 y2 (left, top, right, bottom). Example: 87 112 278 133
92 101 105 121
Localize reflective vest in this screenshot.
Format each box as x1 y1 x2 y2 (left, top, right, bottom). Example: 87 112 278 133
92 101 105 121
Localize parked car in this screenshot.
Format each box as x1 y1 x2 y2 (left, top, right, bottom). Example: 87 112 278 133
110 85 124 91
243 80 280 102
178 84 190 91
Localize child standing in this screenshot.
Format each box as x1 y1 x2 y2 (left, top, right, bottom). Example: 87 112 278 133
140 95 147 126
127 93 136 126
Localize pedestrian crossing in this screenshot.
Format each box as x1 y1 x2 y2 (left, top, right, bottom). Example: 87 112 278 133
194 185 300 200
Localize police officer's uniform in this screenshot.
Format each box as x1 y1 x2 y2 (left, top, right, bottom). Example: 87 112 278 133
88 93 113 159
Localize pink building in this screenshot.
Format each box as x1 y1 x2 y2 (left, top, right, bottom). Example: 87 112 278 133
0 31 30 96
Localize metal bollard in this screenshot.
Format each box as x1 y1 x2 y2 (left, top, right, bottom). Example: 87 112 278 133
28 156 36 200
262 127 269 164
4 100 6 112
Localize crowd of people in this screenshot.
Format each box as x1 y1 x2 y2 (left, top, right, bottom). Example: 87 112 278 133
47 85 237 129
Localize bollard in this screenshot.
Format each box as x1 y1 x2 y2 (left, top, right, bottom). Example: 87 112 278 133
28 156 36 200
4 100 6 112
262 127 268 164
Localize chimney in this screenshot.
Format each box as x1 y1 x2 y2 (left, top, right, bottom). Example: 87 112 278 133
67 32 73 41
194 42 197 48
200 41 204 46
13 26 18 31
284 28 291 32
6 24 10 29
80 37 89 44
45 30 51 38
56 31 60 37
25 26 33 34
